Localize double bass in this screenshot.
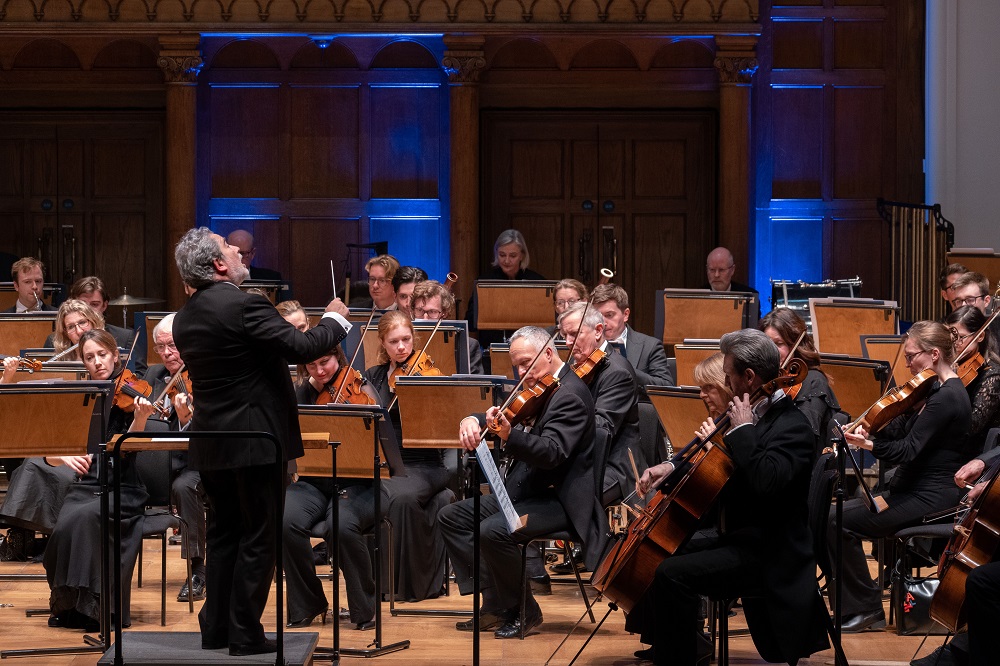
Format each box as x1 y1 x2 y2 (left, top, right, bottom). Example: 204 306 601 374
591 360 807 612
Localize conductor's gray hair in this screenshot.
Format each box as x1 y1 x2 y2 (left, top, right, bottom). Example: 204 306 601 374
175 227 222 288
720 328 780 382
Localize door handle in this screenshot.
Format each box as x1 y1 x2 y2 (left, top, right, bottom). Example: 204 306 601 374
601 226 618 275
602 200 615 213
578 228 593 283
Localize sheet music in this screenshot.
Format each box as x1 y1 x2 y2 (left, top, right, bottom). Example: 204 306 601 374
475 441 524 533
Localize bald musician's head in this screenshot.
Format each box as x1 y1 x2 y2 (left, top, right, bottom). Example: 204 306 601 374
706 247 736 292
226 229 255 269
509 326 562 388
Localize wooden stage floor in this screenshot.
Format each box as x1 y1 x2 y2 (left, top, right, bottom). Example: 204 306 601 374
0 539 943 666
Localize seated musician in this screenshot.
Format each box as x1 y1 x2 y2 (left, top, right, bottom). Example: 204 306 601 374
364 310 452 603
948 271 1000 340
693 353 733 420
276 300 310 332
5 257 55 312
939 262 967 309
285 343 381 630
42 277 133 350
45 329 156 631
47 300 106 360
142 313 206 603
364 254 400 310
759 307 841 453
411 279 484 374
392 266 428 316
632 328 829 665
549 279 587 337
702 247 760 323
947 305 1000 455
441 326 602 638
590 283 673 389
832 321 973 632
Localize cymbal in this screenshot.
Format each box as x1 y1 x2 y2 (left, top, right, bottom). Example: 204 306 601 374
109 294 164 306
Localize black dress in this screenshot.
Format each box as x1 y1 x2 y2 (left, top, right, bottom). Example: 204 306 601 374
793 367 841 454
965 360 1000 455
365 363 451 601
44 403 147 627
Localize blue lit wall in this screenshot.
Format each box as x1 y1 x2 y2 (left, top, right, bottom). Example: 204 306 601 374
751 214 825 314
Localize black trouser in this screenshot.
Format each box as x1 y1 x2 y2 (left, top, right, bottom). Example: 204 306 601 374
172 467 206 562
967 559 1000 666
438 493 570 614
199 464 284 647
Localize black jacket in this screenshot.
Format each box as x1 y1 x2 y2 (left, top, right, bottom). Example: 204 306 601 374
620 326 674 388
173 281 346 471
586 348 642 501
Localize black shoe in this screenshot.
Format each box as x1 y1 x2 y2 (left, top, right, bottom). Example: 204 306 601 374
201 639 227 650
912 644 964 666
0 528 29 562
456 611 505 632
177 574 206 602
355 619 376 631
529 574 552 596
841 609 886 633
494 608 543 639
287 605 328 628
634 647 654 660
229 638 278 656
549 545 585 575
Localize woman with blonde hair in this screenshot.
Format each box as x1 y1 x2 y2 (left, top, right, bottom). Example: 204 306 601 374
51 300 105 358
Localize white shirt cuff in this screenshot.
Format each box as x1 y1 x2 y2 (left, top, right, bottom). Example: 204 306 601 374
322 311 352 334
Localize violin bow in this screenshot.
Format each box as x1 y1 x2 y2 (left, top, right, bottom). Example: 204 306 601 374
951 285 1000 368
779 330 807 371
386 315 446 412
332 305 377 403
151 363 187 407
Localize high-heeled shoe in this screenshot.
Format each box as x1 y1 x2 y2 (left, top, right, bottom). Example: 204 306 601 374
286 606 328 628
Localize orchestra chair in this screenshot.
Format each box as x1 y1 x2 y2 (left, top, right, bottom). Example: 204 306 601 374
134 450 194 626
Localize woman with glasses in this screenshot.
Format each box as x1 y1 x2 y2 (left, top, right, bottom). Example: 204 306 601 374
49 299 105 359
828 321 974 633
549 279 588 337
946 305 1000 455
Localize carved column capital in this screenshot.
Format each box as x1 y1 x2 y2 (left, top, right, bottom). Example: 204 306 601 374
158 35 203 84
442 34 486 85
713 56 759 84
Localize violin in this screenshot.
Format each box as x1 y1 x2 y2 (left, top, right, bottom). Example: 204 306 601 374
573 348 607 385
954 352 986 388
847 368 937 435
591 359 808 613
317 366 377 406
165 369 191 403
113 368 169 418
488 373 560 433
1 355 43 373
388 350 443 390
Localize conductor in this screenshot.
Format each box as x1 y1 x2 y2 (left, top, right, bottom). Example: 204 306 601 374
172 227 351 656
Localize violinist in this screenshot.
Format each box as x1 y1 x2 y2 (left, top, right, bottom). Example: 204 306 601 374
44 329 156 631
947 305 1000 455
411 279 484 374
142 313 205 603
284 343 380 630
759 307 841 453
632 328 829 666
363 310 452 603
832 321 973 632
441 326 600 638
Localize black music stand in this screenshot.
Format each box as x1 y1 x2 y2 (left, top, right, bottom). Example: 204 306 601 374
390 375 511 618
107 431 289 666
297 404 409 661
0 381 113 659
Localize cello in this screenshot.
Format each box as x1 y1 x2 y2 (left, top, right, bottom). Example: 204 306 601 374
591 359 807 613
930 459 1000 632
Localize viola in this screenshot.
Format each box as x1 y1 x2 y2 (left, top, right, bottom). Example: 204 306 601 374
388 350 443 390
1 355 42 373
317 366 377 406
488 373 560 433
591 359 808 613
113 368 169 418
573 348 607 385
930 459 1000 632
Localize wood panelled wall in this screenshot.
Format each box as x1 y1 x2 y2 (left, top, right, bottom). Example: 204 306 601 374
197 36 449 307
754 0 924 303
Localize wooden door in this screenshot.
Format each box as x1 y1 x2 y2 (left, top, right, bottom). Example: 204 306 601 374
0 114 164 317
483 111 716 336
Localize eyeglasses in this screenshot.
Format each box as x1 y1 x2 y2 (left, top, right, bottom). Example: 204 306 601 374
368 277 390 287
65 320 91 332
904 350 928 364
951 295 986 308
555 299 580 308
154 342 178 354
707 265 734 275
414 308 443 319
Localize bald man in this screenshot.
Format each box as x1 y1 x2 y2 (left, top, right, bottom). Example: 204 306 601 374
226 230 283 283
701 246 759 323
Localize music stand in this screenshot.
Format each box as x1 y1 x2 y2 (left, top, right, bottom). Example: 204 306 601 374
645 386 707 451
488 343 572 381
860 334 908 388
0 312 57 357
475 280 558 332
673 340 721 387
654 289 755 352
297 404 409 660
808 298 899 356
0 381 113 659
